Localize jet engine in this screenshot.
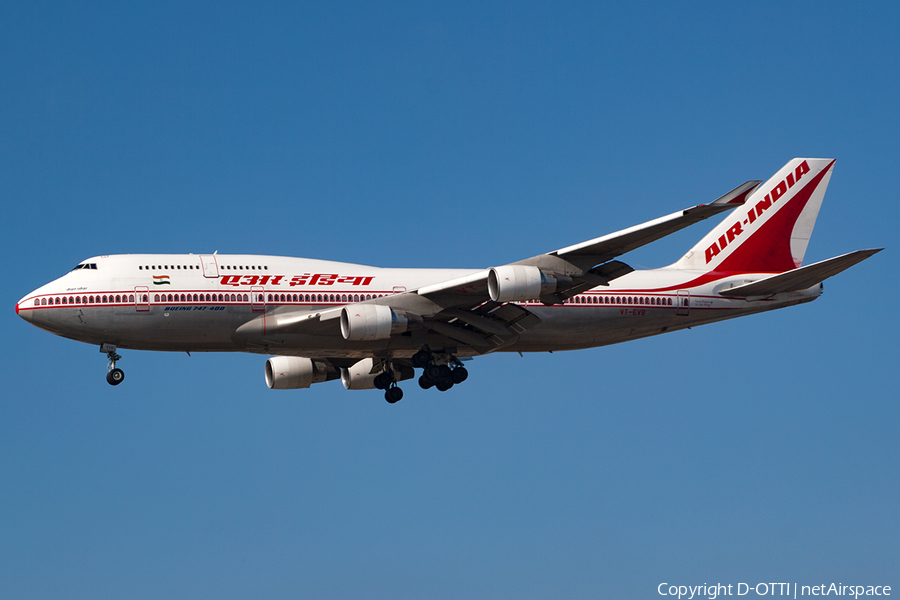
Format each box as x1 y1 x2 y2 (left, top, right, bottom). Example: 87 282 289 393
341 358 414 390
340 304 411 341
265 356 332 389
488 265 563 302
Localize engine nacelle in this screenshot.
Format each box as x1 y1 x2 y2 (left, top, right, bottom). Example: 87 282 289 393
341 358 415 390
265 356 330 389
340 304 410 341
488 265 561 302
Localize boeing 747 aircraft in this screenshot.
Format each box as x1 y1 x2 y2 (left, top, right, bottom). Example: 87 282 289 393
16 158 880 402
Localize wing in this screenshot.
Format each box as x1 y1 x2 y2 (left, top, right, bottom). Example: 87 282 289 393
235 180 759 353
412 179 760 304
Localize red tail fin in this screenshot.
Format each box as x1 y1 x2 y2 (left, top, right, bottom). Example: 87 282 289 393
674 158 836 273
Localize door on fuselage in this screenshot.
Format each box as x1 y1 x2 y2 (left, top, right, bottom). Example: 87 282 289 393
251 286 265 312
199 255 219 278
134 286 149 312
676 290 690 316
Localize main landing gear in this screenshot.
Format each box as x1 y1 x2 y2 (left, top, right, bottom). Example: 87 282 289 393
370 349 470 404
373 370 404 404
413 349 468 393
102 343 125 386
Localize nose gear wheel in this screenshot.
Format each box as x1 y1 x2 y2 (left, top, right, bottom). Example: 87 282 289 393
103 345 125 386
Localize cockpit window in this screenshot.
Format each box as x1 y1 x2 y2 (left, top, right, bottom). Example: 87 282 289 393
70 263 98 271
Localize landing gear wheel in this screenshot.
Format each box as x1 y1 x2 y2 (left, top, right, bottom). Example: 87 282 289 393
374 372 393 390
450 367 468 384
435 380 453 392
437 365 452 378
385 386 403 403
103 345 124 386
412 349 432 368
107 368 125 386
425 364 443 380
418 375 434 390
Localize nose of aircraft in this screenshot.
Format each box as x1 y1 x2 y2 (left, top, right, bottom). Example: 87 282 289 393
17 293 34 322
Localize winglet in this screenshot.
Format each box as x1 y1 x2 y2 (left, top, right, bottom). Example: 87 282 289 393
709 180 762 206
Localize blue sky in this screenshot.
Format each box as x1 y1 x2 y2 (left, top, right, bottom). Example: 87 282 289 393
2 2 897 598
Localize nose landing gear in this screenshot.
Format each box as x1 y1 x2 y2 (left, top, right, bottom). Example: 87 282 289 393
101 343 125 386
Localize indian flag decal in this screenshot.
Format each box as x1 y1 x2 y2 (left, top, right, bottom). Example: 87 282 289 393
152 275 171 285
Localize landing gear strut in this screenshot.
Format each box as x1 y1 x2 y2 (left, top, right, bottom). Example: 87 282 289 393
102 343 125 386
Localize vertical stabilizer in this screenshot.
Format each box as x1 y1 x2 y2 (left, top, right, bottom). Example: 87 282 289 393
673 158 835 272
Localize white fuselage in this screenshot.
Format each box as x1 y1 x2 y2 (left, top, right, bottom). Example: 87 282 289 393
16 254 821 359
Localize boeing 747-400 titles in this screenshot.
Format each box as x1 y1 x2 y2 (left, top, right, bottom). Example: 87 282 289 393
16 158 880 402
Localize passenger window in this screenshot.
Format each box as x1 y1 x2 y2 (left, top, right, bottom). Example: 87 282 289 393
154 295 160 302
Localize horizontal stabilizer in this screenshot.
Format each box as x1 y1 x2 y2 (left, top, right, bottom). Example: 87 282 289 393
719 249 882 297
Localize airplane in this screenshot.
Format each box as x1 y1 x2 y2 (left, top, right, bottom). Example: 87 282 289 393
16 158 881 403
